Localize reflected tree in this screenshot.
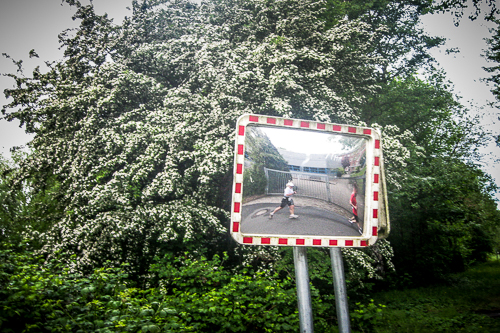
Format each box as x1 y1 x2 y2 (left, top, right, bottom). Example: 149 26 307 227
243 126 290 199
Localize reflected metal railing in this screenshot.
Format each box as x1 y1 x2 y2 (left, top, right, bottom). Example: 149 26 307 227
264 167 365 215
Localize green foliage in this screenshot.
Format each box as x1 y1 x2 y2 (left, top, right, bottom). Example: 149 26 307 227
431 0 499 21
350 299 386 333
0 243 305 332
0 154 25 242
485 17 500 102
0 242 162 332
0 152 63 246
271 245 395 306
356 59 500 285
360 74 459 145
369 260 500 332
242 126 290 199
151 253 301 332
245 127 290 172
243 164 268 198
3 242 500 332
387 154 500 282
323 0 444 83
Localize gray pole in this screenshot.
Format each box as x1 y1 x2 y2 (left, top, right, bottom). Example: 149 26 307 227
326 176 332 203
330 247 351 333
293 246 314 333
264 167 269 195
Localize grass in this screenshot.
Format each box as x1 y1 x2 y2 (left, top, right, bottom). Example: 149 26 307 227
355 259 500 333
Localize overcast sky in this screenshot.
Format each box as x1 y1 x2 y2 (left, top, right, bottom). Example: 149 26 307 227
0 0 130 156
420 8 500 204
259 126 359 155
1 0 499 202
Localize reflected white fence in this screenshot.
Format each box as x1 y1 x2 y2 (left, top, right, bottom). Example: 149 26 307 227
264 168 365 216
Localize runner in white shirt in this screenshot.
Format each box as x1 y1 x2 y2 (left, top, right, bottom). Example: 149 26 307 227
269 182 298 219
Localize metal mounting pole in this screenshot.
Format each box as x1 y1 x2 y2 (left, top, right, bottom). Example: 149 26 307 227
293 246 314 333
330 247 351 333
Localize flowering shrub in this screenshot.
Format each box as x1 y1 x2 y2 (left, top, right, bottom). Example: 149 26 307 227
2 0 397 280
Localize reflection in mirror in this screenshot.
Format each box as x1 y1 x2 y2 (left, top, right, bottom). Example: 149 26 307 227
241 124 367 237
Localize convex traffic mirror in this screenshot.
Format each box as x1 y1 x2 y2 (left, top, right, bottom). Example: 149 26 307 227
231 114 389 247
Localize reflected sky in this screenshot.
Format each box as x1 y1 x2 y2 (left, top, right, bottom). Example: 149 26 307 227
255 126 363 156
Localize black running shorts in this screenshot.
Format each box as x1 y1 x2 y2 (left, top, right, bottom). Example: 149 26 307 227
280 197 294 208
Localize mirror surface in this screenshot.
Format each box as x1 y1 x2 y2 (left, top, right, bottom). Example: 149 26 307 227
241 124 368 237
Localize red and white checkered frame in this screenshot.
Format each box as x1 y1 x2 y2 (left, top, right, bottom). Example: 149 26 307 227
231 114 389 247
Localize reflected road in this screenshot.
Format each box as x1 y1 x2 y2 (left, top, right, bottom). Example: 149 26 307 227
240 203 362 237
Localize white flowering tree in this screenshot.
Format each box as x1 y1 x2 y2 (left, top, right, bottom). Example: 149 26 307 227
2 0 397 278
4 0 497 288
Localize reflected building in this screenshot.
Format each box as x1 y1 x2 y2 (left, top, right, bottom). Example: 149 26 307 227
277 139 366 177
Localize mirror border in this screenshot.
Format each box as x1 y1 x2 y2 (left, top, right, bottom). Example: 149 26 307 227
231 114 389 247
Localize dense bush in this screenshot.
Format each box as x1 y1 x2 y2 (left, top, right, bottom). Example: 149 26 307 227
0 243 306 332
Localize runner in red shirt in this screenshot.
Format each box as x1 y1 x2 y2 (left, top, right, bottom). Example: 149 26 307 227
349 185 362 234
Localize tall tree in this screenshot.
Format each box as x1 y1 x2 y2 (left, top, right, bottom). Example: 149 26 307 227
324 0 500 282
2 0 498 287
2 0 396 278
